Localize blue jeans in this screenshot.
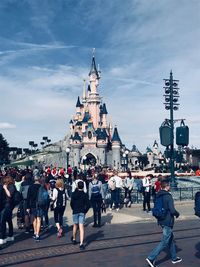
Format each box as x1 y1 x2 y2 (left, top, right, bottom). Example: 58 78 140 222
102 183 108 199
148 225 177 261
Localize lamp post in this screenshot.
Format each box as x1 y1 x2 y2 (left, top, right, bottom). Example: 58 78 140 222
125 150 129 171
66 147 70 170
83 155 87 171
122 153 126 172
163 71 179 187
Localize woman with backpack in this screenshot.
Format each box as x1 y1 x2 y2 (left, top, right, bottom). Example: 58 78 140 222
89 173 103 227
51 179 67 238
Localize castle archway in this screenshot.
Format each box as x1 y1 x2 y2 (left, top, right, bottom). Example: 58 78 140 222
83 153 97 167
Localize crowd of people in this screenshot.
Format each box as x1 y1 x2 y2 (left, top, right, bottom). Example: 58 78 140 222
0 165 183 264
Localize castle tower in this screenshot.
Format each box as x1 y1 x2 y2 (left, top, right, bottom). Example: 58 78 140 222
101 103 108 128
112 126 121 169
68 51 123 169
71 132 82 167
87 53 101 129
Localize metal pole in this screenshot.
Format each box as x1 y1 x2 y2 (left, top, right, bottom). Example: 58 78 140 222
66 153 69 170
169 71 176 187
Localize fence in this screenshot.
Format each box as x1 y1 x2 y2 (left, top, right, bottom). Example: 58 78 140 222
116 187 200 204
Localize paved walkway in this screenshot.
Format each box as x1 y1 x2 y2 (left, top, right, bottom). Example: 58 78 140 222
0 201 199 267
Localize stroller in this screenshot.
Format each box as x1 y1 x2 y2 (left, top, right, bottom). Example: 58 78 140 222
17 201 25 229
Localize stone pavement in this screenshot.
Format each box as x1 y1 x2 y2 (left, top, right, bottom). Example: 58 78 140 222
0 201 200 267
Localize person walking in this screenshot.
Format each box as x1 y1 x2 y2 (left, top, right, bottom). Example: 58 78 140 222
26 176 46 242
146 179 182 267
70 181 90 250
89 173 103 227
51 179 67 238
20 173 33 233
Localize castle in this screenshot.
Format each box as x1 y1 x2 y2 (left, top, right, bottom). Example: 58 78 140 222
68 53 122 169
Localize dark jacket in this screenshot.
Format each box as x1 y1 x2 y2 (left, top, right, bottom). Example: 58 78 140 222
27 183 41 209
70 189 90 215
157 190 179 227
0 184 6 212
5 184 16 210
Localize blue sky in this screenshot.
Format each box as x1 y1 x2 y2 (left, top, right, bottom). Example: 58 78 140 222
0 0 200 152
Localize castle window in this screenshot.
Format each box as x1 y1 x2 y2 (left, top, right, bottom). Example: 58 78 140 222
88 131 92 139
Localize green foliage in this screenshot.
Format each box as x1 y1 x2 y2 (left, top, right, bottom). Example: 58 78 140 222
0 133 10 165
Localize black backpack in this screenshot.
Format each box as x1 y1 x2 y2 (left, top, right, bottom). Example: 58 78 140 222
152 195 167 220
194 192 200 217
56 188 67 208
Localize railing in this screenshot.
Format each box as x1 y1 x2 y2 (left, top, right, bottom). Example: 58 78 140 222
116 187 200 204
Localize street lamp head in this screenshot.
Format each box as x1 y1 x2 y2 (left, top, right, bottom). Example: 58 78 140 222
165 81 170 86
173 90 178 95
173 82 178 87
66 147 70 154
165 105 170 110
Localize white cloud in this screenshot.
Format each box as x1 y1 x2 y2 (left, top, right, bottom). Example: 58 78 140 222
0 122 16 129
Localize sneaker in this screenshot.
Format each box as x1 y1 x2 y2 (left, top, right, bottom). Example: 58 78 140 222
116 208 119 212
109 208 112 211
35 235 40 242
146 258 156 267
59 228 63 236
25 228 30 234
6 236 14 242
172 257 182 264
79 244 85 250
0 239 6 245
71 236 77 245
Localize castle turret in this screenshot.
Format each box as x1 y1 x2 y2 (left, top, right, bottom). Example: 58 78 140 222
97 128 107 166
71 132 82 167
111 127 121 169
101 103 108 128
69 119 73 135
87 52 101 129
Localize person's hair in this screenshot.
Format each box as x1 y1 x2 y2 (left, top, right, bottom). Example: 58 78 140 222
3 176 14 185
56 179 64 189
34 175 40 182
161 179 170 189
15 174 22 182
77 181 84 190
93 173 98 179
113 170 118 175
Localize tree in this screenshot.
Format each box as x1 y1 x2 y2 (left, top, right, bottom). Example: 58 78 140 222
0 133 10 165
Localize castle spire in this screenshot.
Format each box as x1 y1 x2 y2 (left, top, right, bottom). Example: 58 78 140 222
76 96 82 108
82 79 87 103
89 48 99 78
111 126 121 143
